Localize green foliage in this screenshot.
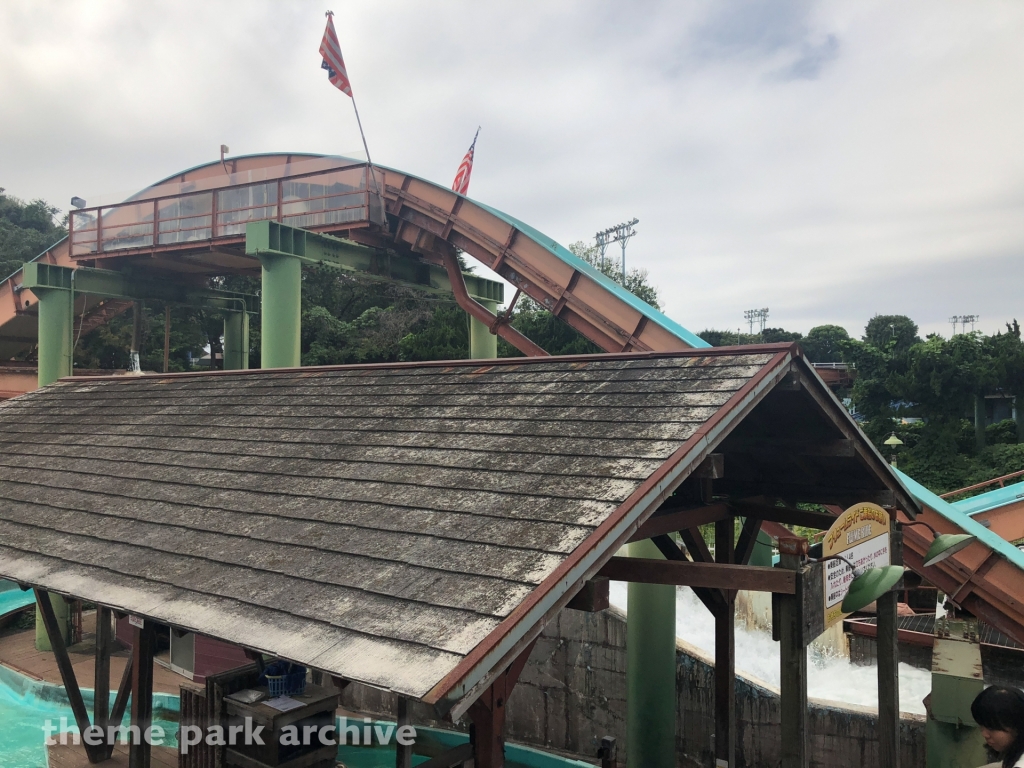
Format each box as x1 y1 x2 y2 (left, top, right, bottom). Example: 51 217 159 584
697 329 761 346
863 314 921 355
0 188 66 280
761 327 803 343
801 324 851 363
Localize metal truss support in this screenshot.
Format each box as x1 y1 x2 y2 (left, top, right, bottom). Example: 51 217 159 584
245 220 503 304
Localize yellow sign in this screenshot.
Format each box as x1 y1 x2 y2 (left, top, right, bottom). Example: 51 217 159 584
822 502 891 629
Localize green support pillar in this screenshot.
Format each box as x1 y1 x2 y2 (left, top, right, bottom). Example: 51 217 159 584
34 284 74 387
627 538 676 768
30 275 74 650
470 299 498 360
223 311 250 371
258 253 302 369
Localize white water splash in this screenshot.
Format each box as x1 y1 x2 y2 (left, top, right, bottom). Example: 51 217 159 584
609 582 931 715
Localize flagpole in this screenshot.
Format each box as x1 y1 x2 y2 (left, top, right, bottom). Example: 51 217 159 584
349 95 387 220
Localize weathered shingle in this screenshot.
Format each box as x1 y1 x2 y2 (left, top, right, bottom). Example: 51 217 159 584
0 350 784 700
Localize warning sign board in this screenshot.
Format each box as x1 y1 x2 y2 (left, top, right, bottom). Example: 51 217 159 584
822 502 891 629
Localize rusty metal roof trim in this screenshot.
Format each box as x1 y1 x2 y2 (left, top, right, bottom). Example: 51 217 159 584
50 342 797 386
426 348 797 717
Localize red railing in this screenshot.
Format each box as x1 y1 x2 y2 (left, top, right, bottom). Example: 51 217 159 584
940 468 1024 500
69 164 374 257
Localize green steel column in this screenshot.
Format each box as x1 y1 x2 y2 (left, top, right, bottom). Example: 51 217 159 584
974 394 986 451
627 539 676 768
35 593 70 650
32 284 74 649
35 286 74 387
223 311 250 371
469 299 498 360
259 253 302 369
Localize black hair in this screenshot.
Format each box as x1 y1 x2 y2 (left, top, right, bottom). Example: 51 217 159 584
972 686 1024 768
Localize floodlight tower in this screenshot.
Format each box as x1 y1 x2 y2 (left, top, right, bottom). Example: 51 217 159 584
595 218 639 281
963 314 979 332
743 308 769 334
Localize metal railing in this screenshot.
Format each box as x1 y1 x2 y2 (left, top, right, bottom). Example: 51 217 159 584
70 164 375 257
940 468 1024 500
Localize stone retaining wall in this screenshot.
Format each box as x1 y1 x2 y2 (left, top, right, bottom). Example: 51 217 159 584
342 606 927 767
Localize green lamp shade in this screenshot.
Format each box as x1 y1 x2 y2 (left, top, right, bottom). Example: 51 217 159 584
922 533 976 567
840 565 906 613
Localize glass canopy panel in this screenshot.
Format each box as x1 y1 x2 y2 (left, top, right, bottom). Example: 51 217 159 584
157 193 213 245
99 203 154 252
216 183 278 237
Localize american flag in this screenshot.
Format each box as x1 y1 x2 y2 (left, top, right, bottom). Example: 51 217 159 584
320 12 352 97
452 128 480 195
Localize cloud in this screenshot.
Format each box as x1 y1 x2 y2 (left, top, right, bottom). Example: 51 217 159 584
1 0 1022 342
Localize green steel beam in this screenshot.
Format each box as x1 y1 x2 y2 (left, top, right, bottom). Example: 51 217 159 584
259 252 302 369
245 221 503 304
21 262 257 314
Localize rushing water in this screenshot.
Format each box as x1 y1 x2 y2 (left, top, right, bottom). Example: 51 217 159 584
609 582 932 715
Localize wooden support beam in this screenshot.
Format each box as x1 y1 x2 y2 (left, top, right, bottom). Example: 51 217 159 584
35 590 102 763
720 482 894 509
597 557 796 594
566 579 609 612
243 649 265 675
777 553 808 768
467 639 536 768
129 620 156 768
629 502 730 542
396 698 413 768
94 606 111 744
734 517 764 566
109 648 134 752
714 519 736 768
877 529 902 768
652 534 726 615
723 438 856 457
730 500 838 531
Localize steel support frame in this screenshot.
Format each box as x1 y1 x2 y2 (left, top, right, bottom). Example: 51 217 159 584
244 220 503 303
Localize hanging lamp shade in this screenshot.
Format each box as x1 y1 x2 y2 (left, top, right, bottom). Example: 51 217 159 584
922 533 976 567
840 565 906 613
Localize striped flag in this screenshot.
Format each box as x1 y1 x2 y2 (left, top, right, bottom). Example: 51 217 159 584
320 12 352 97
452 128 480 195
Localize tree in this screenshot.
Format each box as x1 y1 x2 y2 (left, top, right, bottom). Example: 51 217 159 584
863 314 920 356
801 325 851 363
761 327 802 343
0 188 66 280
986 320 1024 440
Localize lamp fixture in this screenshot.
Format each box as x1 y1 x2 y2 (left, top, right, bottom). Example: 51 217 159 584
883 432 903 447
70 197 86 209
901 520 976 567
815 554 906 614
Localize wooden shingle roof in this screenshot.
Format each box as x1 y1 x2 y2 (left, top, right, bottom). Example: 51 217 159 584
0 346 812 710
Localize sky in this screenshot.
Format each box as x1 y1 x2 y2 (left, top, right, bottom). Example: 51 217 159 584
1 1 1023 340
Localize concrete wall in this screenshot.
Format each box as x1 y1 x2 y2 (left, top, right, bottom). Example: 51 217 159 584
341 606 927 768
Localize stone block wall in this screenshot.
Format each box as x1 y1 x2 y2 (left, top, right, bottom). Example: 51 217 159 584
341 605 928 767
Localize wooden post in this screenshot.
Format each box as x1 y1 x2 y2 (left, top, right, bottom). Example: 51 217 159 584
877 527 903 768
396 698 412 768
35 589 102 763
778 546 808 768
129 620 156 768
468 639 536 768
94 607 111 743
714 518 736 768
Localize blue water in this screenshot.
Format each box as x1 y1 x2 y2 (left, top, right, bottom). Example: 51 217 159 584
0 664 179 768
0 582 36 618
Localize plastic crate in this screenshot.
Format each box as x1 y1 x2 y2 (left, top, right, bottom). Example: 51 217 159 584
266 668 306 697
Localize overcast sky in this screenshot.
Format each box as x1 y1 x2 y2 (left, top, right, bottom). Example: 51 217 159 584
2 1 1022 340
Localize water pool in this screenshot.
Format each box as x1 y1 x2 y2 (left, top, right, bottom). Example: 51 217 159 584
0 664 179 768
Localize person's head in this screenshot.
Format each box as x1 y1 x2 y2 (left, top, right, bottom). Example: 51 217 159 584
972 686 1024 767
